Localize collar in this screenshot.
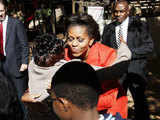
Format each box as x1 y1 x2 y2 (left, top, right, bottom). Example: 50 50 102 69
120 17 129 26
2 15 8 23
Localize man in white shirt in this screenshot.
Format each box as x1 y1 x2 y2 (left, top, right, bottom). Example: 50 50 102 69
102 0 153 120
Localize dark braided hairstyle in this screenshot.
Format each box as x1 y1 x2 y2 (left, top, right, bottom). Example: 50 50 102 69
32 33 65 67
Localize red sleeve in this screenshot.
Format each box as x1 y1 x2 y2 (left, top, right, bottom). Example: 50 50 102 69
86 43 117 67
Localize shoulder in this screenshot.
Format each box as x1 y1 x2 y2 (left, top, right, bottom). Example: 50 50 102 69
130 16 147 27
8 16 23 25
92 42 115 53
104 21 115 29
91 42 116 59
88 43 116 66
129 17 150 33
103 21 116 34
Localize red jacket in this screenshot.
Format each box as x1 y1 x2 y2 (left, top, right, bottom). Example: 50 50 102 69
65 42 128 118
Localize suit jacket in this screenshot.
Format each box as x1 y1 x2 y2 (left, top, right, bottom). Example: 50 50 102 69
3 16 29 78
102 16 153 78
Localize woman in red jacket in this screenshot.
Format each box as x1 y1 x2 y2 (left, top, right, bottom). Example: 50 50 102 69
64 13 128 119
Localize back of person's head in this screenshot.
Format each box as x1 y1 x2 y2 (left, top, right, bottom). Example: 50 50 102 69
0 72 24 120
32 33 65 67
50 61 102 111
66 13 100 42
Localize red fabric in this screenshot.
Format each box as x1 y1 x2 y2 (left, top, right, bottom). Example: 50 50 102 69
65 42 128 118
0 23 3 55
106 86 128 119
26 15 34 23
65 42 116 66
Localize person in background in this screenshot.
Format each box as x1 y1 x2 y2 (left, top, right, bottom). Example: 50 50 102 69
102 0 153 120
49 61 126 120
64 13 130 119
0 72 24 120
22 33 65 102
21 33 65 120
0 0 29 119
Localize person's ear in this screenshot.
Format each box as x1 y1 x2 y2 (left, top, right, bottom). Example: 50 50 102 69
58 98 71 112
128 5 131 14
89 38 94 47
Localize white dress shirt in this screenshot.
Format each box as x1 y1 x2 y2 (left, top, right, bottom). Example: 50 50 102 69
115 17 129 43
1 15 8 56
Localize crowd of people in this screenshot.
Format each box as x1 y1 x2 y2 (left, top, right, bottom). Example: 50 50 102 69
0 0 153 120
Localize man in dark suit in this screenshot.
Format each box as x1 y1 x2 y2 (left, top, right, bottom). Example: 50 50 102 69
0 0 29 119
102 0 153 120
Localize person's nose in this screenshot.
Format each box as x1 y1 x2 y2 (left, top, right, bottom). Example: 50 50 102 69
72 40 79 47
117 11 121 16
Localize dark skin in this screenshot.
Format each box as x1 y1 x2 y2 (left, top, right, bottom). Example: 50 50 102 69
114 1 130 23
36 53 64 67
67 25 94 62
50 91 99 120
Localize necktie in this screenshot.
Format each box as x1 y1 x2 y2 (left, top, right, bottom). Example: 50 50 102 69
117 25 122 48
0 22 3 55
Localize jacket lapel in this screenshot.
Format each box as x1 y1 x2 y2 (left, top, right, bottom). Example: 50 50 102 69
5 17 11 46
127 17 134 48
110 22 117 49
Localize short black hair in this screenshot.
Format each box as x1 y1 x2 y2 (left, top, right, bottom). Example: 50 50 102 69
51 61 102 110
33 33 65 67
112 0 129 10
66 13 100 42
114 0 129 7
115 0 129 4
0 72 24 120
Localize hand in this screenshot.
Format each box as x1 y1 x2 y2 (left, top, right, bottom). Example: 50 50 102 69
21 91 39 103
120 36 126 44
20 64 28 72
47 83 51 89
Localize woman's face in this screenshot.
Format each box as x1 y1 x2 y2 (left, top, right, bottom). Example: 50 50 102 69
67 25 94 59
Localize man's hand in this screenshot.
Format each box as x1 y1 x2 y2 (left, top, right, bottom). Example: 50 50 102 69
120 36 126 44
20 64 28 72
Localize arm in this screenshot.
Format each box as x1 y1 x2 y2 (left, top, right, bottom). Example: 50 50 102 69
93 61 130 82
130 21 153 59
16 20 29 71
111 38 132 65
101 24 112 46
21 89 38 103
